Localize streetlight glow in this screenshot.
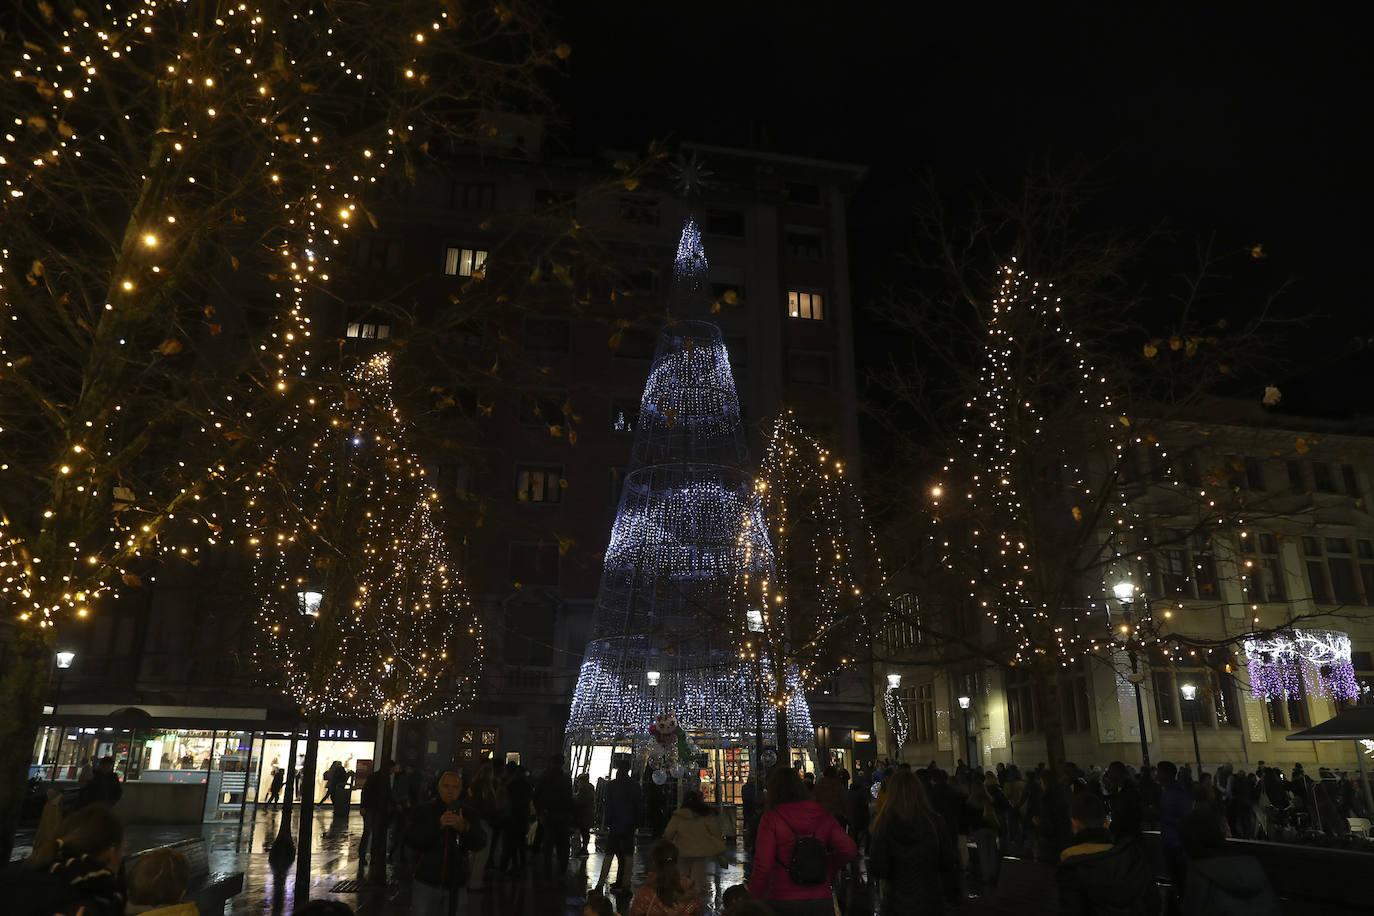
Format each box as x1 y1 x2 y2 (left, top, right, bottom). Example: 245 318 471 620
887 673 901 691
55 651 76 669
958 695 971 709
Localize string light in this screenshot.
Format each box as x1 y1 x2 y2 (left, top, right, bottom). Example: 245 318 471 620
1 1 548 645
567 215 812 756
1243 630 1357 702
249 353 483 719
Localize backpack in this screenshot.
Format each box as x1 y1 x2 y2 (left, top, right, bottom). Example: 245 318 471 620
779 816 829 886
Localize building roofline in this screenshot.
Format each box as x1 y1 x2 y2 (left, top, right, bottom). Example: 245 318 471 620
681 141 869 180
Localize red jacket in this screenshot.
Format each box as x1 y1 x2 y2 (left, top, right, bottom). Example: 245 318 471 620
750 799 857 901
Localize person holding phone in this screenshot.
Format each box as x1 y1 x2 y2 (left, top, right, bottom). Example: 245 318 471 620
406 770 486 916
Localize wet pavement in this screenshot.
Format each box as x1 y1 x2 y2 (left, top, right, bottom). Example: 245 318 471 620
14 807 884 914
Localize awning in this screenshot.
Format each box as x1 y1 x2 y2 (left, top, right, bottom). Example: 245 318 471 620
1285 705 1374 741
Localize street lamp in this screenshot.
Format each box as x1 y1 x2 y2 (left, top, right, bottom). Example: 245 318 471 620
49 650 76 780
1180 681 1203 775
887 673 902 691
1113 579 1152 769
646 670 661 687
957 695 973 768
297 590 323 617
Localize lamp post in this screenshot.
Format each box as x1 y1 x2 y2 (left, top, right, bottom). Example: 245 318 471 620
884 673 903 761
49 650 76 780
1180 682 1203 775
1112 581 1152 769
957 694 972 767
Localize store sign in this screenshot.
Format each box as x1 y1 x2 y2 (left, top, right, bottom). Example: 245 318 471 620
853 731 872 742
319 728 359 739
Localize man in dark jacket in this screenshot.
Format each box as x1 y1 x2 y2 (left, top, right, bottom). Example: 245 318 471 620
498 764 532 873
360 759 397 877
1105 761 1143 840
1057 791 1160 915
77 756 122 809
405 769 484 916
1157 761 1194 889
1179 807 1279 915
532 756 574 888
595 766 643 891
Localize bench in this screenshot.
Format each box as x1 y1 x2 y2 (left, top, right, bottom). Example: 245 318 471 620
127 837 243 916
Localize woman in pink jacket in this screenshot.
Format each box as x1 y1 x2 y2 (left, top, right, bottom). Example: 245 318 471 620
749 767 857 914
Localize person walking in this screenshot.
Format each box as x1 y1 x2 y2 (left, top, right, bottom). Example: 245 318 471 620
499 763 533 874
812 767 848 830
404 769 485 916
846 771 871 856
868 769 959 915
574 772 597 855
359 759 397 875
628 841 703 916
534 756 575 888
662 791 726 894
597 766 645 892
748 767 857 915
268 766 285 805
463 762 498 891
1157 761 1194 891
965 772 1002 888
77 756 122 809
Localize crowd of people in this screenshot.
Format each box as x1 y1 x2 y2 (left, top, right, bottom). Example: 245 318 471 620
7 750 1369 915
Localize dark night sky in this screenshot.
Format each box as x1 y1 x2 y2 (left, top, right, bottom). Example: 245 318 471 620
548 1 1374 413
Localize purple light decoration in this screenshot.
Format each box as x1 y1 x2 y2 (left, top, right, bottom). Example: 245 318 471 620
1244 630 1358 702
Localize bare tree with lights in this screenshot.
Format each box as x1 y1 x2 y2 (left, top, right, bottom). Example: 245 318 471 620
248 351 481 876
725 410 886 764
870 173 1342 779
0 0 560 860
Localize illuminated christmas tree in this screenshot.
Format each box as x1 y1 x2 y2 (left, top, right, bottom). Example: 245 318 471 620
928 262 1161 773
566 214 811 776
728 411 884 756
248 351 481 870
250 352 481 719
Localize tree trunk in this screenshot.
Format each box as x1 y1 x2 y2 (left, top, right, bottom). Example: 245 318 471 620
1037 660 1069 782
295 722 319 885
268 726 300 869
775 706 791 772
0 627 54 865
367 718 392 885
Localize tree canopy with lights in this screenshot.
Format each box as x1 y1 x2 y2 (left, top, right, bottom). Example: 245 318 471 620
727 411 885 757
249 352 481 721
0 0 558 858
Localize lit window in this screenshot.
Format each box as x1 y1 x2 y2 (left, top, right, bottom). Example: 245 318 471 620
516 465 562 504
787 290 824 321
346 321 390 339
444 247 488 278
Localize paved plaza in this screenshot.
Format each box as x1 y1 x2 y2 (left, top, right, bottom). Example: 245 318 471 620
13 807 816 915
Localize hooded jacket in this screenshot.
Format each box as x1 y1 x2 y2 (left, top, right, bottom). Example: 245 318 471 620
662 808 725 859
868 809 958 915
749 800 857 902
8 851 127 916
1056 828 1160 916
1181 855 1280 916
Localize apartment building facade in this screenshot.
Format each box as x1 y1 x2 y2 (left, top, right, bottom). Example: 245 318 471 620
879 405 1374 773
